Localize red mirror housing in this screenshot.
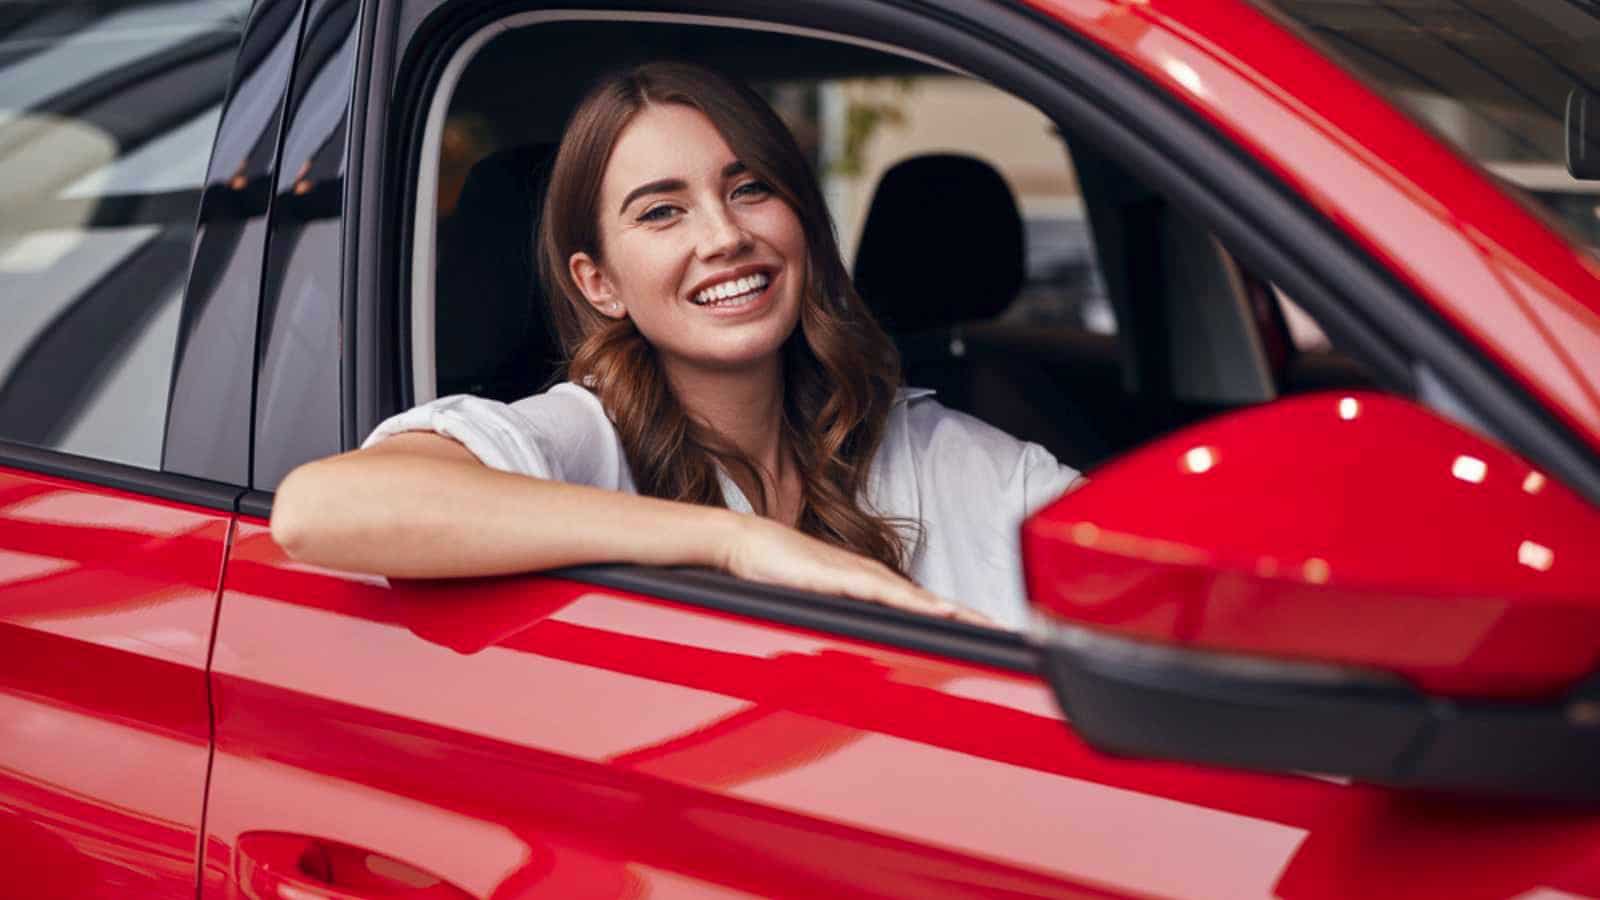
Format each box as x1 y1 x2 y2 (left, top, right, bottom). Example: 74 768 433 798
1022 392 1600 796
1024 391 1600 700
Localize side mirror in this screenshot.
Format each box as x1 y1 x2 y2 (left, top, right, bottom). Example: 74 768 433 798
1023 392 1600 798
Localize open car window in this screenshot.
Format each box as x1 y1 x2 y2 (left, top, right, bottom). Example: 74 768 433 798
400 13 1417 631
416 25 1115 416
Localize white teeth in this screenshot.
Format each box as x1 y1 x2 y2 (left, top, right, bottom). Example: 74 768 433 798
693 272 770 306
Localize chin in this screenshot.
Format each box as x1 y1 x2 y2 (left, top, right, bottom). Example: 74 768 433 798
698 340 793 372
678 323 798 373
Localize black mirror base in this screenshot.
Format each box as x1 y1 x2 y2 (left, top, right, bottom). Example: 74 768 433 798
1041 625 1600 801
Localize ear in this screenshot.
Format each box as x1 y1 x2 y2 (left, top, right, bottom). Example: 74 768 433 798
569 252 627 319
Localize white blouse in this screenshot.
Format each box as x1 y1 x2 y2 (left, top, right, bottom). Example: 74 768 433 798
364 383 1080 628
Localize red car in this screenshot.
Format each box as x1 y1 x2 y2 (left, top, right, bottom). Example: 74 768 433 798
3 0 1599 896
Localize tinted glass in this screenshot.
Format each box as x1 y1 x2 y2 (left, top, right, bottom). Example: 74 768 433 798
0 0 247 468
1259 0 1600 252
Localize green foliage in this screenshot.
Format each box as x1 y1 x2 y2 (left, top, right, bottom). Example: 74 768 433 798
830 80 914 176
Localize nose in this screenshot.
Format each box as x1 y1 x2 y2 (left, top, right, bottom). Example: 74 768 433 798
696 203 753 260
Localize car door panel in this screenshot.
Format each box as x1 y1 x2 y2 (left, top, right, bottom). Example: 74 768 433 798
206 520 1099 897
0 468 233 898
194 518 1600 900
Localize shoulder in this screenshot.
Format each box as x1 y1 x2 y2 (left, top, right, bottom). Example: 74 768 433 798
506 381 612 430
891 387 1080 504
365 382 629 487
363 392 539 464
504 382 630 484
893 387 1021 459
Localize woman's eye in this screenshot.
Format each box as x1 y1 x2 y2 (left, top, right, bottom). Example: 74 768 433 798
733 180 773 201
638 204 681 223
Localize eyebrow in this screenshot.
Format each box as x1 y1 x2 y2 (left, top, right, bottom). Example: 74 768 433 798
618 161 748 215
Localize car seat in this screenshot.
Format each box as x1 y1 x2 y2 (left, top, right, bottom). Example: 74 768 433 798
434 142 563 401
852 153 1112 467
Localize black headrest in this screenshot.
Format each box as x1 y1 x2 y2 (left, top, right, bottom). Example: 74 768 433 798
852 154 1025 334
435 143 561 399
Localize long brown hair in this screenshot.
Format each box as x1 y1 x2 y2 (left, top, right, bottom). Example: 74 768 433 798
537 61 913 573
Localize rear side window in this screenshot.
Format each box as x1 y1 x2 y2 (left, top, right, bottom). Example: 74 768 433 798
0 0 246 468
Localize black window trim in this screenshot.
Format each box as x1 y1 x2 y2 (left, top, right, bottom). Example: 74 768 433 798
328 0 1600 669
0 440 247 513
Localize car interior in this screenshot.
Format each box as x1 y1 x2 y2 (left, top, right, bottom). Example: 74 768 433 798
417 19 1385 476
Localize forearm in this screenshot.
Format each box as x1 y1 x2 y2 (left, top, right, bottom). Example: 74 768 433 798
270 437 981 624
271 450 739 577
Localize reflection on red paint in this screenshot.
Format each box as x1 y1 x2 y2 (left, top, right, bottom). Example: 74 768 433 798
201 515 1600 899
0 468 230 899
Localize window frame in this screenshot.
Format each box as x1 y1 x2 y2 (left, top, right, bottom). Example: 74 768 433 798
330 0 1600 664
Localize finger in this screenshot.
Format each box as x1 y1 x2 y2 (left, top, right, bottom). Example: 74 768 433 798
944 605 993 626
839 568 935 614
895 584 991 626
870 576 961 619
820 558 985 624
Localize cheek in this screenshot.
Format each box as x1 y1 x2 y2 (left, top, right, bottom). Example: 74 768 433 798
775 214 813 296
742 205 810 278
609 235 689 301
765 204 807 249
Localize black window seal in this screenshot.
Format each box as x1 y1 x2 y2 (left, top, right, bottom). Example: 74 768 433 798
0 440 247 513
345 0 391 455
344 0 1600 671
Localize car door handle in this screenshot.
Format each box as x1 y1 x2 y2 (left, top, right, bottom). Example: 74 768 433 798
234 831 472 899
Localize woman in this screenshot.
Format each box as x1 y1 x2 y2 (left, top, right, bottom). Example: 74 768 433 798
271 62 1078 628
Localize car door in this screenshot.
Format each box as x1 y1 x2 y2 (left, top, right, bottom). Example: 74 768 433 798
0 0 282 893
197 0 1600 898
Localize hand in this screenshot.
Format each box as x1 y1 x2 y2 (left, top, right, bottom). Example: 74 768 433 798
715 514 991 626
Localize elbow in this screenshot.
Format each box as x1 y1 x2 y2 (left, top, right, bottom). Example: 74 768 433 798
269 465 321 560
269 505 307 560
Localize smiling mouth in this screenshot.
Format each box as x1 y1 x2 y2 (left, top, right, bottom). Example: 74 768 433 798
690 271 772 308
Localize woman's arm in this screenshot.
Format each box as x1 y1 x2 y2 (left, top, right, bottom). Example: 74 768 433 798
271 433 982 622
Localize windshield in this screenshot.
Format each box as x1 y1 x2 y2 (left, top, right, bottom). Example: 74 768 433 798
1257 0 1600 250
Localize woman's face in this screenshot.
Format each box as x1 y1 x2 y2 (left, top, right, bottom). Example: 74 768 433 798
569 103 808 377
